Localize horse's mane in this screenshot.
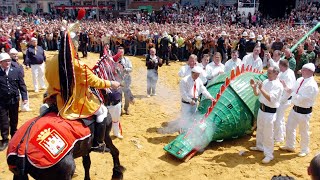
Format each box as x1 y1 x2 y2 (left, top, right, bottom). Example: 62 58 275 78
90 53 124 102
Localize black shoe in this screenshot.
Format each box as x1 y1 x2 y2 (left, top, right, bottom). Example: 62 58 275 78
0 139 9 151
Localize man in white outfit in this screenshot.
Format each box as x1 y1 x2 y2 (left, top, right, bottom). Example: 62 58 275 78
207 52 225 80
274 59 296 145
249 66 283 164
280 63 319 157
224 50 242 72
178 54 197 78
180 66 215 117
25 37 46 92
197 54 213 85
242 46 263 71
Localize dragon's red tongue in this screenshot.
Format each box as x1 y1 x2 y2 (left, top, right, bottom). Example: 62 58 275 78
77 8 86 21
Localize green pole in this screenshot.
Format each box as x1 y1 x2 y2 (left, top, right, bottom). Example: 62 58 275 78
290 22 320 52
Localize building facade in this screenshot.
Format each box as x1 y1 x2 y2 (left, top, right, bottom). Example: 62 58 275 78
0 0 71 15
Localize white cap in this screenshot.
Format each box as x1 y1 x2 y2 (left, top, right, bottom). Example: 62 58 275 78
249 32 255 39
31 37 37 41
221 31 227 36
191 66 203 74
9 48 19 54
195 36 203 41
257 35 263 41
242 32 248 37
0 53 11 61
302 63 315 72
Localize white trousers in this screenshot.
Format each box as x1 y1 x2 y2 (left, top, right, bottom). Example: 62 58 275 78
31 63 46 91
256 109 276 159
181 102 197 116
107 102 122 136
274 100 291 142
95 105 108 123
179 102 197 131
285 110 311 153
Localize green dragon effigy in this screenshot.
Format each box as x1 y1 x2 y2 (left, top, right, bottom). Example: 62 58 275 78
164 23 320 161
164 65 266 160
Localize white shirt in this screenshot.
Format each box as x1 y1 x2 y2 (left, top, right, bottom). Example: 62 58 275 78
197 63 213 84
269 59 280 68
242 54 263 71
207 62 225 80
150 55 158 63
180 75 212 103
291 77 319 108
178 64 192 78
259 79 283 108
278 68 296 103
262 57 270 68
224 58 242 72
119 56 132 73
1 67 10 76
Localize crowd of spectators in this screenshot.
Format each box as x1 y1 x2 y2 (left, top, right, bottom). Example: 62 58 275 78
0 1 319 71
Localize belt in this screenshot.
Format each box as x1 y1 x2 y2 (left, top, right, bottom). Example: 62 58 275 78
106 100 121 106
288 96 292 100
182 98 197 105
293 105 312 114
182 100 190 104
260 103 277 113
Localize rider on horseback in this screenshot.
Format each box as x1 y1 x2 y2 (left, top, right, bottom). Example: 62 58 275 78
43 24 120 152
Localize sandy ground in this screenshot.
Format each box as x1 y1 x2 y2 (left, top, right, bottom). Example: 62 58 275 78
0 51 319 180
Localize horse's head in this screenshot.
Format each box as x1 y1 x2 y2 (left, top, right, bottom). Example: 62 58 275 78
93 55 124 83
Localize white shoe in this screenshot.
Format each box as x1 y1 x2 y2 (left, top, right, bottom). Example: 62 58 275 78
21 108 32 112
34 89 39 93
298 152 308 157
279 146 295 152
116 134 123 139
151 93 157 96
249 147 263 151
147 95 151 98
274 141 283 146
262 156 273 164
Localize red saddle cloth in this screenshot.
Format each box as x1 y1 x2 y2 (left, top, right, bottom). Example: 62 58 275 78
7 112 91 169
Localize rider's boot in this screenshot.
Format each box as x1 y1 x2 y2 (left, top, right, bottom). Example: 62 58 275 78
91 119 108 153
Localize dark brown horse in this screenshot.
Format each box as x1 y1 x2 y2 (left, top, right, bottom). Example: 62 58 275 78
7 108 125 180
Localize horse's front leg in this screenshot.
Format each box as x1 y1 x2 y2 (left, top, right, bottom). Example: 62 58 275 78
82 154 91 180
104 115 125 180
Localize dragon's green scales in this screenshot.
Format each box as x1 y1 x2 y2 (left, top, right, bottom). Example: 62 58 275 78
164 65 267 160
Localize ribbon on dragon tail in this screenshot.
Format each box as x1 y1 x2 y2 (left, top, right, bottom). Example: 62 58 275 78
90 52 123 103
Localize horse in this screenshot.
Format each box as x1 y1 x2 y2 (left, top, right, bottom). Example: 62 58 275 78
7 54 125 180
